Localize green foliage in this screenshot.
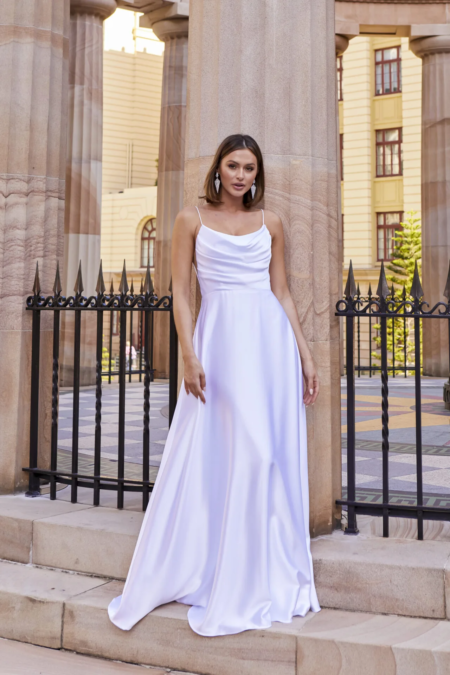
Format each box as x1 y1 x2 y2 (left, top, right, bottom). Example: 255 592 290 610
371 211 422 376
385 210 422 288
101 340 114 380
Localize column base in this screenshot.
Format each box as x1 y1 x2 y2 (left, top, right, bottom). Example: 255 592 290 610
444 381 450 411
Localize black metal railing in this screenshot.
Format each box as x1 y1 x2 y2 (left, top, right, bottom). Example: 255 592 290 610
350 283 416 378
336 259 450 539
23 260 178 511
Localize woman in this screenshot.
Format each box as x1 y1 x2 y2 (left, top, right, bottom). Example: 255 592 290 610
108 134 321 637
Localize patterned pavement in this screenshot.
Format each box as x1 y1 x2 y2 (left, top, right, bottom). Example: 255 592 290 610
55 376 450 509
57 381 170 484
342 377 450 507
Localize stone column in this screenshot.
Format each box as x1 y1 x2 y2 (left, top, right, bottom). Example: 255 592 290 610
0 0 70 492
140 9 189 379
185 0 341 536
410 35 450 377
61 0 117 386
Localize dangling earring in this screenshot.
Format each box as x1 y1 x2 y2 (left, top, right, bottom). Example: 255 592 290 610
250 180 256 199
214 172 220 194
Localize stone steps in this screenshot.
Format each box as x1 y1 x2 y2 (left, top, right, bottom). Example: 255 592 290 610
1 494 450 621
2 494 450 673
1 558 450 674
0 637 191 675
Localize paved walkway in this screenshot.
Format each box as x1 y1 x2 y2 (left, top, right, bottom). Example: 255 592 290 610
57 381 170 485
55 376 450 508
342 376 450 507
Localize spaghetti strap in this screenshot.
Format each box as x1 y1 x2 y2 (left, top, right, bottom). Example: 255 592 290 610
195 205 204 226
261 209 265 225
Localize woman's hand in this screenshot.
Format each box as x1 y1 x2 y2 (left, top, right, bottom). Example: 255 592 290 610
183 354 206 404
302 358 319 406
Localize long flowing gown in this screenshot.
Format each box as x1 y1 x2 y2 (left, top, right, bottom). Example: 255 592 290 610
108 207 321 637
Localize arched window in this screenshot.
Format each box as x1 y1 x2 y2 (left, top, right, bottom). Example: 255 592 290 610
141 218 156 268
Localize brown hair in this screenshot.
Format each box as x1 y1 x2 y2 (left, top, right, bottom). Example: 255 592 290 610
200 134 265 209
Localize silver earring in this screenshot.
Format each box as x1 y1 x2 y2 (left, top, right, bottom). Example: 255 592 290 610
251 180 256 199
215 172 220 193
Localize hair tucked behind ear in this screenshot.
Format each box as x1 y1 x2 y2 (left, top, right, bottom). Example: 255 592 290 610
200 134 265 209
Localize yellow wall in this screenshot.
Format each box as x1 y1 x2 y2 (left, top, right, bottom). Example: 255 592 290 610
101 9 164 282
401 37 422 215
342 37 373 269
341 36 422 288
103 49 163 193
101 186 157 274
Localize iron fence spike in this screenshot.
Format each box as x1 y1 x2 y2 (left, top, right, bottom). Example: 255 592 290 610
443 260 450 300
402 285 406 299
368 282 372 297
169 276 172 294
53 261 62 296
144 262 154 295
74 261 84 295
344 260 357 300
119 259 129 296
376 261 389 300
410 260 424 301
109 278 114 295
356 282 360 296
33 262 41 296
130 278 135 295
96 260 106 295
140 277 144 295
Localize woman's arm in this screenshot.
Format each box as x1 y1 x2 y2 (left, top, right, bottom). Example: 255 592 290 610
171 207 206 403
265 211 319 406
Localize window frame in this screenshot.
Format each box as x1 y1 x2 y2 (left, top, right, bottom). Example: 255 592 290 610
375 46 402 96
140 218 156 269
376 211 403 262
337 55 343 101
375 128 403 178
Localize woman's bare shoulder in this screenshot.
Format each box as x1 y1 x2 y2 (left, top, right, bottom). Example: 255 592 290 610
174 206 201 235
262 209 283 237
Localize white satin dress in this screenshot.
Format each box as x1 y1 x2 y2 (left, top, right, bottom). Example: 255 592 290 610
108 206 320 637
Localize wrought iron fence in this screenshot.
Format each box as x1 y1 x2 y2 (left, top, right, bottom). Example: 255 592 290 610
336 260 450 540
23 260 178 510
350 283 417 378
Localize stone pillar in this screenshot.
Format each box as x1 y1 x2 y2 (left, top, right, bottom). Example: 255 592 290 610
140 9 189 379
0 0 70 492
410 36 450 377
185 0 341 536
61 0 117 386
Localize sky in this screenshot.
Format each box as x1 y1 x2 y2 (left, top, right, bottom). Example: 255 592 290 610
104 8 164 56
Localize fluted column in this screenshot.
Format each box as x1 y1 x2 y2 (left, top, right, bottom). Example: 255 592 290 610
61 0 117 386
410 35 450 377
142 12 188 378
0 0 70 492
185 0 341 536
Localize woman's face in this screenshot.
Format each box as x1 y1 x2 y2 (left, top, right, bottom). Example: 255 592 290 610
218 149 258 199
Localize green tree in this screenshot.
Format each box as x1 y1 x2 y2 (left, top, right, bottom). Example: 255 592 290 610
101 340 114 380
371 211 422 375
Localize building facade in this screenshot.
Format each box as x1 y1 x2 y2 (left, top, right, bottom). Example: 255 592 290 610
339 35 422 368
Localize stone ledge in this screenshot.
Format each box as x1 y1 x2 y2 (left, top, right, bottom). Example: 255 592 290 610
1 559 450 675
311 531 450 620
0 638 171 675
0 560 107 648
2 495 450 622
